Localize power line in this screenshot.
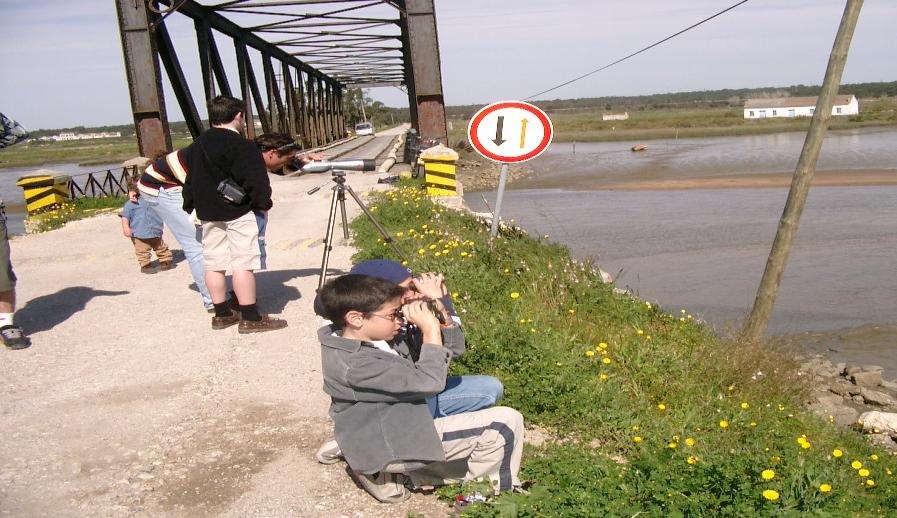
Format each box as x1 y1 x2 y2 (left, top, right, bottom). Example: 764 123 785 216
523 0 751 101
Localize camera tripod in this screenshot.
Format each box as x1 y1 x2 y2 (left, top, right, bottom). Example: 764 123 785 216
309 171 407 289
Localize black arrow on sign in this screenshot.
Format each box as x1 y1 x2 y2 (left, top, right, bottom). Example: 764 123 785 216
492 116 506 146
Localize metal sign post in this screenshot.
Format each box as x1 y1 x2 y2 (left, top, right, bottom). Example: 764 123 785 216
467 101 553 237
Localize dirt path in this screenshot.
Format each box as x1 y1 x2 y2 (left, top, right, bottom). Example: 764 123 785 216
0 125 452 517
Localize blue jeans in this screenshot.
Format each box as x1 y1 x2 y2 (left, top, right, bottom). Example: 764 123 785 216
254 210 267 270
142 188 212 308
427 375 504 418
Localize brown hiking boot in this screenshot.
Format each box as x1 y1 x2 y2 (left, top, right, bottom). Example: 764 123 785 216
238 315 287 334
211 310 240 330
140 265 157 274
158 261 175 271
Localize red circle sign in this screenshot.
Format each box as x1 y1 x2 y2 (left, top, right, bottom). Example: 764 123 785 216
467 101 553 163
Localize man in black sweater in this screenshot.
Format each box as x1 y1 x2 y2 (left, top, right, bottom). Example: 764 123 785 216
184 96 287 334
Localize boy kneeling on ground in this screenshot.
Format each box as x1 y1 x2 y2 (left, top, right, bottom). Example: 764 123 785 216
317 274 524 503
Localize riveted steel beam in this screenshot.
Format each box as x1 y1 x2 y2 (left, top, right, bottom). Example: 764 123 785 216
115 0 172 158
403 0 446 144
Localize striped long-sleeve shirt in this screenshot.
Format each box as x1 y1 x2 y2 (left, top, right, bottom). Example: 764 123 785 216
137 150 190 196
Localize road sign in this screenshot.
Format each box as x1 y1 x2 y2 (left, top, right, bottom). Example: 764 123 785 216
467 101 553 163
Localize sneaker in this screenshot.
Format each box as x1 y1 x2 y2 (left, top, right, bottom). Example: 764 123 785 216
158 262 174 271
211 310 240 330
140 265 157 274
238 315 287 334
315 439 343 464
1 325 31 350
350 470 410 503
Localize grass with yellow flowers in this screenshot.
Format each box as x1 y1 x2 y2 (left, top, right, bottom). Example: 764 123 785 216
25 196 127 233
350 181 897 516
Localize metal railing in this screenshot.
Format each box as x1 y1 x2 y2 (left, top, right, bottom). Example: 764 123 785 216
67 166 138 199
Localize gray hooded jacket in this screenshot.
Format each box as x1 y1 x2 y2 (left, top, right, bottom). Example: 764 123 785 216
318 323 464 474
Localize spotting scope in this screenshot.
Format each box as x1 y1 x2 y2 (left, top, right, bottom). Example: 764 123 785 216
299 159 376 174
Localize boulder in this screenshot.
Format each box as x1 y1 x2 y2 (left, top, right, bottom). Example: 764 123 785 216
845 364 863 376
809 394 859 428
881 380 897 392
829 379 857 397
852 370 883 388
858 411 897 435
859 388 896 407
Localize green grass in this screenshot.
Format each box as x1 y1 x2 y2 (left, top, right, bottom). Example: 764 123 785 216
350 181 897 517
0 135 194 169
447 97 897 145
25 196 128 233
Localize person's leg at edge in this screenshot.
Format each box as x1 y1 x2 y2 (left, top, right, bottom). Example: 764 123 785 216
0 213 29 349
0 289 15 324
427 375 505 418
143 190 212 308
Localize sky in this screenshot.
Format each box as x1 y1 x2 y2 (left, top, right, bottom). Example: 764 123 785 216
1 0 895 130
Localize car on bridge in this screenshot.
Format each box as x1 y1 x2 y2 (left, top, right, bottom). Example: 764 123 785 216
354 122 375 137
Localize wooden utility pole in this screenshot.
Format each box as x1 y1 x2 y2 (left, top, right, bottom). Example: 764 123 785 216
742 0 864 342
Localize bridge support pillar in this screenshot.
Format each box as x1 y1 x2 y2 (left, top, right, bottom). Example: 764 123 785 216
115 0 171 159
404 0 447 145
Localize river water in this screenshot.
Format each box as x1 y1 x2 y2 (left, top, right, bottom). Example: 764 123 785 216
0 162 123 235
466 127 897 377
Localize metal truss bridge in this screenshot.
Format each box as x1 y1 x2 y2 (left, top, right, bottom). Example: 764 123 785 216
115 0 447 158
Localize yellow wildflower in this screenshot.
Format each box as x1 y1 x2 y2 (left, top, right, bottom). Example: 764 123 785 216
687 456 698 465
832 449 844 458
633 436 642 443
637 329 644 335
719 420 729 428
510 292 520 299
762 489 779 501
870 454 879 461
852 461 863 470
819 484 832 493
657 404 666 411
685 438 696 447
599 374 608 381
859 468 870 477
866 479 876 487
761 469 775 481
602 358 612 365
740 402 750 410
585 351 595 358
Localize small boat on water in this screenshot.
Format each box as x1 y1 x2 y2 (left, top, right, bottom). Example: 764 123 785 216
631 144 647 152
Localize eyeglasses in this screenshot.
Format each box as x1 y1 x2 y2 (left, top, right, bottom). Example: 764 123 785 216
367 309 404 322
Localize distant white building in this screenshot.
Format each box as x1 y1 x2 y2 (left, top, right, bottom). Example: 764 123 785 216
743 95 858 119
50 131 122 141
602 112 629 121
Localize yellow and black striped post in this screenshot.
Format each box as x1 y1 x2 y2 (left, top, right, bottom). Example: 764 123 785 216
16 173 71 213
420 145 459 197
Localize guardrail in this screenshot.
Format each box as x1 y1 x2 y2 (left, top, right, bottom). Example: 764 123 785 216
67 165 138 199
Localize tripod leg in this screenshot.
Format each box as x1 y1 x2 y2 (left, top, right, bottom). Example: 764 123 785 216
318 186 341 290
338 189 350 240
343 183 408 263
